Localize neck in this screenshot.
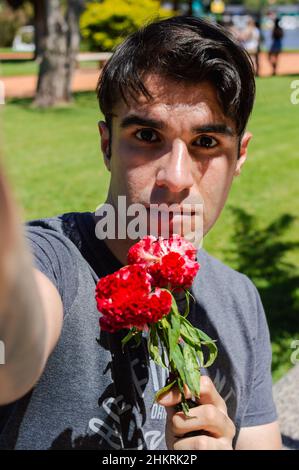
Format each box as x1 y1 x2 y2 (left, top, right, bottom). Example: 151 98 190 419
102 236 134 266
92 204 136 266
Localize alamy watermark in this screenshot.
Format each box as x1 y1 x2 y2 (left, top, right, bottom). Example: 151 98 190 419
290 339 299 365
94 196 204 248
0 340 5 365
0 80 5 105
290 80 299 105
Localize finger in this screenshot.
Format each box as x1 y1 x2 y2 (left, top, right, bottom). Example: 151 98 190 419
197 376 227 414
171 404 236 440
173 435 232 451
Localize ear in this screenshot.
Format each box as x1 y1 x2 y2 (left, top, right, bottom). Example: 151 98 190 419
234 131 252 177
98 121 111 171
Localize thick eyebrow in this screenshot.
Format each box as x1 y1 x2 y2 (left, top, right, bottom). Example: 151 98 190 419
120 115 165 130
192 124 235 136
120 114 235 136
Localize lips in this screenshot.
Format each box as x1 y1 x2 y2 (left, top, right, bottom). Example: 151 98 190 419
145 206 199 216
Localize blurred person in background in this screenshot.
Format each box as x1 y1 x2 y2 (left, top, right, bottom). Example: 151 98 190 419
268 18 284 76
240 17 262 77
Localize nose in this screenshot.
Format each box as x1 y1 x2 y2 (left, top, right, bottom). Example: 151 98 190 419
156 139 194 193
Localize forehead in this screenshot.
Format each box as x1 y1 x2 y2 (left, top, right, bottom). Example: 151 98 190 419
113 74 233 127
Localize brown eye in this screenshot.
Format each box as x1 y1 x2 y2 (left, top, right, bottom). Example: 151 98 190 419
194 136 218 148
135 129 159 143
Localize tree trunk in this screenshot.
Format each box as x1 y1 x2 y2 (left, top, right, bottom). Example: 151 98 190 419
187 0 193 16
64 0 83 103
33 0 47 62
34 0 84 108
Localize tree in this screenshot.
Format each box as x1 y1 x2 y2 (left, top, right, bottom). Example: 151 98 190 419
34 0 85 107
7 0 85 107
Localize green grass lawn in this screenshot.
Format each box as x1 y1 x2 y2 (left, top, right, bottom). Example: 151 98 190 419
1 76 299 381
0 59 38 77
2 93 106 216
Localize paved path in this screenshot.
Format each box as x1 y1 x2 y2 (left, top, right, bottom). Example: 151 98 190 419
0 68 99 99
0 52 34 60
1 52 299 99
273 364 299 450
257 51 299 77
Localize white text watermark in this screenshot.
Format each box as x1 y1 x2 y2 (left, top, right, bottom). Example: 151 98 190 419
290 80 299 105
290 339 299 365
0 80 5 105
94 197 204 248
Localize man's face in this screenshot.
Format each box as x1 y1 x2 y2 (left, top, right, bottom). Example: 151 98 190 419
99 75 251 243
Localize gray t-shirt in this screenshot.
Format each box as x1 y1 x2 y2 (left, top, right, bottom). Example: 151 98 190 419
0 212 277 450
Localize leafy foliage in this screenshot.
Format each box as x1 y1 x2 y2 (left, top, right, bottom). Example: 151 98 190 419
0 3 29 47
80 0 172 51
145 299 218 415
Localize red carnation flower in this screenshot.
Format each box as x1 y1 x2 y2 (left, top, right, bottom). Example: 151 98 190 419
127 234 200 289
95 264 172 333
94 236 217 417
149 251 199 289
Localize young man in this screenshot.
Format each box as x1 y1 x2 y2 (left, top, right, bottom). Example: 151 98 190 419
0 17 281 450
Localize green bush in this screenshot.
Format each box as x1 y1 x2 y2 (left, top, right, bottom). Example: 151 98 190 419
0 5 27 48
80 0 173 51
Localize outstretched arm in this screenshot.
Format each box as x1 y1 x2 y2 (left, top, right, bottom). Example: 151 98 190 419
0 167 63 405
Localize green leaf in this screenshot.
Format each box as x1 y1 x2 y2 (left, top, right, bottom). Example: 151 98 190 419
168 312 181 362
181 401 190 416
161 316 170 331
161 344 169 369
148 326 167 369
201 340 218 368
196 348 204 368
193 335 217 367
183 343 200 397
180 317 218 368
170 343 186 384
170 292 180 316
155 379 177 402
190 326 218 367
183 290 190 318
177 376 190 416
121 329 136 351
132 332 142 348
180 319 200 347
194 328 216 343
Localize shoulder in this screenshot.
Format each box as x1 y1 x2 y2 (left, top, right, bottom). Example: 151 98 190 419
25 213 88 314
25 212 89 253
26 212 79 237
195 248 262 333
197 248 257 297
